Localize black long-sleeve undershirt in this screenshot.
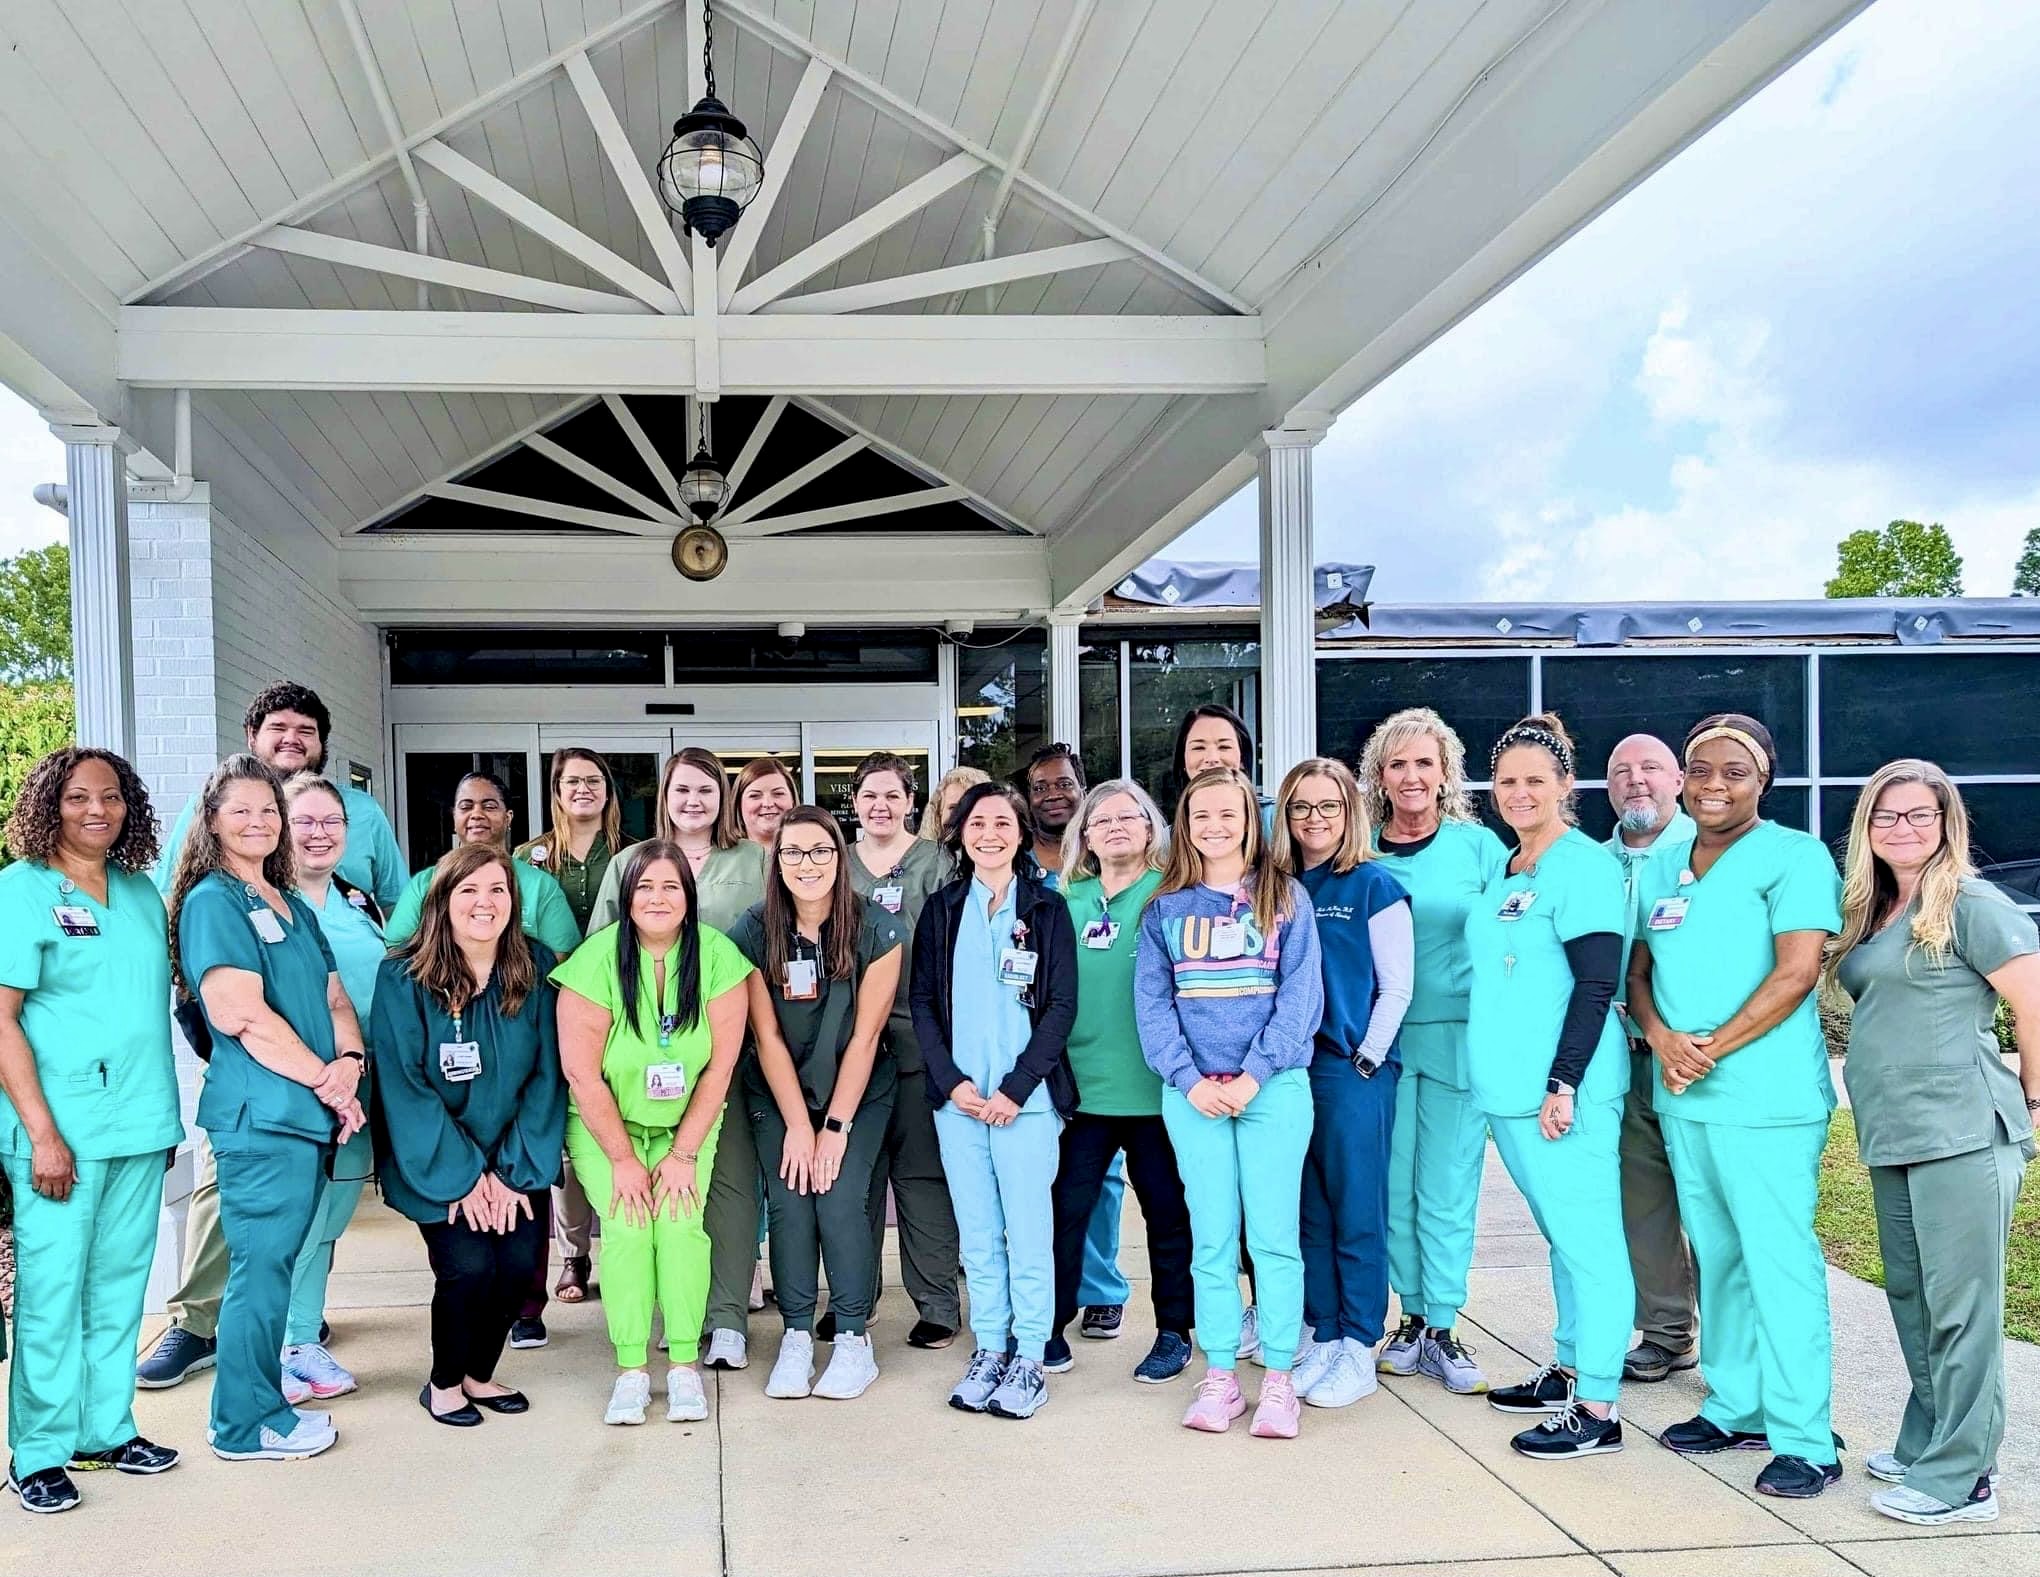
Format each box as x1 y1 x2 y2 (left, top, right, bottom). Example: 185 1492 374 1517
1551 932 1622 1092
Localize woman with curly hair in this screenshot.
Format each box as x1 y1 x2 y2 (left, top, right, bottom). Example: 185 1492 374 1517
1 747 181 1514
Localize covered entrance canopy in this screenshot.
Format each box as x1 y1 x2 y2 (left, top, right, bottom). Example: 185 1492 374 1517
0 0 1867 803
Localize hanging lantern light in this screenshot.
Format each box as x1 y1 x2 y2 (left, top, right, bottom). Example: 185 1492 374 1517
677 398 727 522
657 1 764 246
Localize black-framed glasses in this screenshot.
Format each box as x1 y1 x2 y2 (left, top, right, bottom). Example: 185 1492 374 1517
1868 807 1943 829
1285 799 1344 821
777 845 839 867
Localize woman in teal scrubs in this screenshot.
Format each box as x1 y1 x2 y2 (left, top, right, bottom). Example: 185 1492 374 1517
1360 706 1508 1394
1464 715 1634 1461
1 748 182 1514
167 755 369 1464
1626 713 1844 1498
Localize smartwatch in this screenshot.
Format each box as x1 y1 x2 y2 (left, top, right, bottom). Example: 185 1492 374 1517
1546 1077 1576 1097
823 1115 851 1134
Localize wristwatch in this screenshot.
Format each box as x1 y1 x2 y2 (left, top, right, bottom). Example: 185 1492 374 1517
337 1049 366 1065
1546 1078 1576 1097
823 1115 852 1134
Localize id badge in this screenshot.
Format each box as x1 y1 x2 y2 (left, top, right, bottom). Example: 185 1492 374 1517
1209 917 1246 959
438 1040 482 1083
52 905 100 938
1646 896 1690 931
783 957 820 1001
998 947 1038 987
645 1062 689 1101
1495 890 1538 922
1082 917 1119 950
247 907 286 944
872 883 904 914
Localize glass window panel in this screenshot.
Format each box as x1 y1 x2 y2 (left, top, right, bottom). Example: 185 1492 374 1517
670 630 938 684
1541 655 1807 780
390 630 663 686
540 750 660 847
956 629 1048 784
1820 653 2040 777
1078 641 1122 787
1126 636 1261 810
1822 782 2040 903
402 751 532 871
814 745 934 842
1316 657 1531 778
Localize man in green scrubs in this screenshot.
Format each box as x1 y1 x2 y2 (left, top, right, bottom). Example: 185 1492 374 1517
383 772 582 956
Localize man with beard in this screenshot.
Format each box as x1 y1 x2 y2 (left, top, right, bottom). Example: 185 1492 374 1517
1604 733 1700 1384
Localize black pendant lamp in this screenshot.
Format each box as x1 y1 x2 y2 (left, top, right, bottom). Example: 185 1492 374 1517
657 1 764 247
678 399 727 522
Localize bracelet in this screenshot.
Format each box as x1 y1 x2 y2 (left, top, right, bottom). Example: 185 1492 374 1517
2027 1097 2040 1113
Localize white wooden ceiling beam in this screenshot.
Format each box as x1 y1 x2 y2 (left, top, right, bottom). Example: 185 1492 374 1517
525 431 683 525
601 393 687 514
716 56 832 308
413 139 684 314
563 50 692 301
764 238 1130 315
722 394 785 503
720 434 866 527
726 152 984 315
252 226 653 314
727 485 969 537
423 481 671 536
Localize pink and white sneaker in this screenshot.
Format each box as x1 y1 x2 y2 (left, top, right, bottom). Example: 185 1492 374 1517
1251 1371 1301 1439
1181 1368 1247 1433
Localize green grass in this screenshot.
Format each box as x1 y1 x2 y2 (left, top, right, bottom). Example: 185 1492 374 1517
1817 1109 2040 1344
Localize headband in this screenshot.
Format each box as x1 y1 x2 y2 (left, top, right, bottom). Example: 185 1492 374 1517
1684 725 1771 782
1490 725 1574 778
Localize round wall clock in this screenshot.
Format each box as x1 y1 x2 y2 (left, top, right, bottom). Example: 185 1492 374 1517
671 524 729 582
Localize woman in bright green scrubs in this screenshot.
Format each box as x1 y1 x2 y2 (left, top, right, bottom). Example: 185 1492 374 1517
167 755 369 1464
1626 713 1844 1499
1828 760 2040 1526
1 748 182 1514
1361 707 1508 1394
554 838 753 1427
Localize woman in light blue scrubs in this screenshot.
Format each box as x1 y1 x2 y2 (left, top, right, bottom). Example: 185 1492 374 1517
1 748 182 1515
1626 713 1844 1499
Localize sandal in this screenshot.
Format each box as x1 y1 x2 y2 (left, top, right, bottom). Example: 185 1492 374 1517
555 1255 592 1304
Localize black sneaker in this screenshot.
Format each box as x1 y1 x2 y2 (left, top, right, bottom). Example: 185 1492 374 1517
1757 1454 1843 1498
1135 1330 1194 1384
134 1327 216 1389
1622 1338 1698 1383
1080 1304 1124 1340
1042 1335 1075 1373
814 1310 838 1344
1511 1403 1624 1459
1661 1414 1768 1454
69 1437 180 1475
906 1319 956 1350
7 1465 81 1514
508 1317 548 1350
1489 1361 1573 1414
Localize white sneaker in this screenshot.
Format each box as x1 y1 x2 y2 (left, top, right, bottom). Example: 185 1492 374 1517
667 1365 709 1422
812 1332 879 1400
1290 1337 1338 1397
766 1330 817 1399
283 1342 358 1398
1872 1483 1998 1525
210 1412 337 1461
1238 1305 1263 1367
1304 1341 1380 1408
703 1328 749 1370
604 1370 651 1426
280 1367 312 1406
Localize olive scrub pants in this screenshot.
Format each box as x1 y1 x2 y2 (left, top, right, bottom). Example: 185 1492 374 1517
750 1086 894 1334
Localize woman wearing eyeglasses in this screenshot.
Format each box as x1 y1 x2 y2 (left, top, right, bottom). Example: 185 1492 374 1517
1827 761 2040 1526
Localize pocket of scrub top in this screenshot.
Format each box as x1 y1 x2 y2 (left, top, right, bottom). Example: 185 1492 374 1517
1849 1063 1992 1163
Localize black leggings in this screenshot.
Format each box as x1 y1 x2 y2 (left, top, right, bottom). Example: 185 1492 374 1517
418 1194 548 1389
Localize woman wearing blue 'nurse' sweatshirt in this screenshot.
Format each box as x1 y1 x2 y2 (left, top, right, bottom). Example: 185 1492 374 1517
1136 767 1323 1440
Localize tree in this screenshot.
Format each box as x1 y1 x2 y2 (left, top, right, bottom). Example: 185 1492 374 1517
2014 526 2040 596
1824 520 1963 598
0 681 76 869
0 544 71 682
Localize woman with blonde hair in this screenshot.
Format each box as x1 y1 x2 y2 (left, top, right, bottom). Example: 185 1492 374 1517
1358 707 1506 1394
1827 760 2039 1526
921 766 990 845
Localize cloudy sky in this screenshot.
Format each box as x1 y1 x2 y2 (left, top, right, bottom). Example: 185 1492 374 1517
5 0 2037 600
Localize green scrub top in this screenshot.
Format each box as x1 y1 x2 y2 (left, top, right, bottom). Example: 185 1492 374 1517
1061 868 1167 1116
1607 810 1697 1012
1463 827 1629 1118
1837 878 2038 1167
583 840 767 939
178 870 342 1144
298 879 388 1180
1633 819 1842 1127
384 855 583 956
369 951 567 1222
0 860 183 1161
157 783 408 913
848 837 951 1072
550 922 754 1129
726 897 905 1110
518 832 623 935
1372 820 1509 1085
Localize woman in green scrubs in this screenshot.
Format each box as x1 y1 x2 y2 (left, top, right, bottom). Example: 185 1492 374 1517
1828 760 2040 1525
1463 716 1633 1461
554 839 753 1427
1626 713 1844 1498
1360 706 1508 1394
371 842 565 1426
384 771 581 957
167 754 369 1464
1 748 182 1514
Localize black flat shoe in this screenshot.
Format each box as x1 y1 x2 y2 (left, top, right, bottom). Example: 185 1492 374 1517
907 1320 957 1350
418 1384 484 1427
464 1390 530 1415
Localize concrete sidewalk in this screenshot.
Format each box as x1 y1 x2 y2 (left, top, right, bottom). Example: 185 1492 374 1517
5 1142 2033 1577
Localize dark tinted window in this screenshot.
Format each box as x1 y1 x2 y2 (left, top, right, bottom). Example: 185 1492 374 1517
956 629 1048 783
1127 637 1261 808
391 631 663 686
1317 657 1531 778
670 631 937 683
1820 652 2040 777
1542 655 1807 779
1078 641 1121 787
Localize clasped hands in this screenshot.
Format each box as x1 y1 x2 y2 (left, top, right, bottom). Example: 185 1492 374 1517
779 1122 849 1196
1648 1025 1717 1094
1187 1072 1259 1118
311 1055 367 1142
608 1149 700 1227
447 1170 535 1234
949 1080 1024 1128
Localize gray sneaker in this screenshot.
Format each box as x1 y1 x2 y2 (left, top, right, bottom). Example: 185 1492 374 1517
1418 1328 1489 1394
948 1349 1007 1414
985 1357 1049 1420
1377 1313 1426 1375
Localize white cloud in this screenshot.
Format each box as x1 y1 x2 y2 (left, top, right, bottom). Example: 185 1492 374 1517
0 390 66 560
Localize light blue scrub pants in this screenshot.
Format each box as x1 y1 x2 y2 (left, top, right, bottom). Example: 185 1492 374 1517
934 1105 1061 1362
4 1150 162 1478
1162 1068 1314 1372
1386 1022 1488 1330
1488 1097 1635 1404
1078 1155 1130 1308
284 1175 366 1347
1661 1114 1834 1462
210 1127 325 1454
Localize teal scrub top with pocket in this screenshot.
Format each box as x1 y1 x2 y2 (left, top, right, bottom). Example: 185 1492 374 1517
1463 827 1629 1118
1373 820 1509 1087
0 860 183 1161
1632 819 1842 1126
179 870 342 1144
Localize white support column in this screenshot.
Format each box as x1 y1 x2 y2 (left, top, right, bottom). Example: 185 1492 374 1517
1047 611 1085 755
50 417 137 756
1256 417 1329 789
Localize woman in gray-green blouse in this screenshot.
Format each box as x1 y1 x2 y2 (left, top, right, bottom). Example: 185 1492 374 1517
1828 760 2040 1529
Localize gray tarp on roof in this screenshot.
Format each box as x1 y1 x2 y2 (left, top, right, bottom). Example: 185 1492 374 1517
1323 599 2040 646
1113 559 1373 611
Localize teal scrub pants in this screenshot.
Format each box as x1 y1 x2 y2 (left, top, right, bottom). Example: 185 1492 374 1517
285 1175 365 1347
1660 1114 1833 1462
934 1105 1061 1362
1488 1097 1634 1404
210 1127 325 1453
1161 1068 1314 1372
1385 1023 1488 1330
1078 1156 1130 1307
3 1150 162 1478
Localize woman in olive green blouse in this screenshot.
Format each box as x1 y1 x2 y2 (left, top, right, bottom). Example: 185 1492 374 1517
1829 760 2040 1528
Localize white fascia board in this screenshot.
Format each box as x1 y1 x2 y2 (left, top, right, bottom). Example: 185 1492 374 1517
116 308 1265 396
